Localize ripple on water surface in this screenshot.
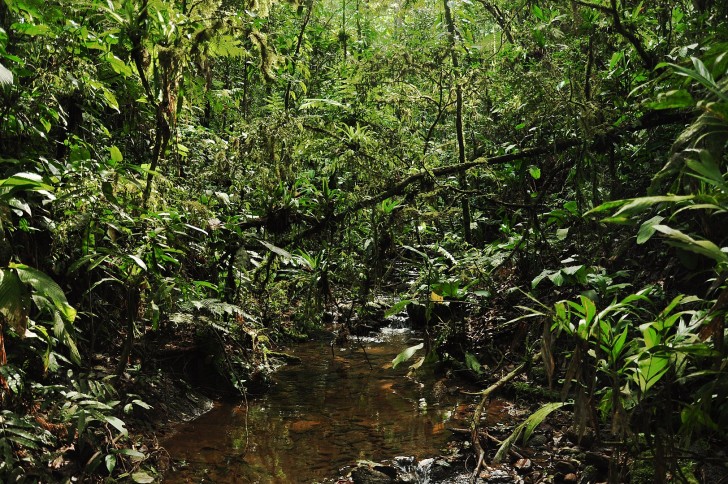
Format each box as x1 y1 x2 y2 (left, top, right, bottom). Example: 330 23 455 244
162 328 474 483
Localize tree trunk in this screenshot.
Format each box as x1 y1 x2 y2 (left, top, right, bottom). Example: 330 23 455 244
443 0 472 244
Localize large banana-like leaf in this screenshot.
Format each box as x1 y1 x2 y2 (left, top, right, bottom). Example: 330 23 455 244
652 225 728 264
650 76 728 192
0 269 31 334
11 263 76 323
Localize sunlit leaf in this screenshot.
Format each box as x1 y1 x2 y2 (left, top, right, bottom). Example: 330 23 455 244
494 401 569 463
109 146 123 163
635 354 669 393
131 471 155 483
649 89 694 110
127 255 148 272
260 240 293 260
392 343 424 369
103 415 128 436
0 62 13 85
385 299 413 317
636 215 665 244
653 225 728 263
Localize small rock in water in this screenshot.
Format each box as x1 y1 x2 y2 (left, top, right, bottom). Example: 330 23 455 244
416 458 434 482
479 466 517 482
393 456 417 482
351 466 395 484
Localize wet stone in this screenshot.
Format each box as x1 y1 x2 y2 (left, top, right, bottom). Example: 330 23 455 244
514 458 532 472
350 466 395 484
554 459 578 474
480 466 516 482
528 433 549 448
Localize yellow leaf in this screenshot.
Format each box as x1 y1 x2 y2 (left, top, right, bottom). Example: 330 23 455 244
430 291 444 303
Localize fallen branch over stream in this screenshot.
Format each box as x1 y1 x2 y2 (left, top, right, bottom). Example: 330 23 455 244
469 361 527 481
469 352 542 482
284 108 695 246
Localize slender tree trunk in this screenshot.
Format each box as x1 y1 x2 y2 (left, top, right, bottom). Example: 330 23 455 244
116 286 140 376
443 0 472 244
285 0 315 112
341 0 347 61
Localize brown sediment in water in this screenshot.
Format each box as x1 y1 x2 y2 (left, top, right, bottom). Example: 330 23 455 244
161 330 479 483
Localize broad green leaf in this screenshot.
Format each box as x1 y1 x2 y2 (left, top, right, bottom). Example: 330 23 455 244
659 295 684 318
131 471 155 483
128 255 148 272
649 89 694 110
385 299 413 317
531 269 552 289
561 265 584 276
563 201 579 215
103 89 120 112
11 263 76 322
609 51 624 70
116 448 146 459
548 270 565 286
0 172 54 194
105 53 132 77
392 343 424 369
260 240 292 260
613 195 694 218
103 415 128 436
105 454 117 474
685 152 726 190
584 199 630 216
493 401 569 463
611 327 629 362
529 166 541 179
0 269 31 333
464 352 483 374
109 146 123 163
666 60 728 103
637 215 665 244
635 355 669 393
640 324 660 349
11 22 51 36
653 225 728 263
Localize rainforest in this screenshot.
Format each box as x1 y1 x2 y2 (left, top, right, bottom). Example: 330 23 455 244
1 0 727 482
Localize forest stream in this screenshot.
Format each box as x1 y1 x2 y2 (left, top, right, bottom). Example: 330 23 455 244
162 326 482 483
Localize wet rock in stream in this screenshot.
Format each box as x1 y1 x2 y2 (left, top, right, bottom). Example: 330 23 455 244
346 455 513 484
350 466 396 484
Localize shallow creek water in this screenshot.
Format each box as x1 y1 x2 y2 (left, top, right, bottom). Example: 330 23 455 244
162 327 478 483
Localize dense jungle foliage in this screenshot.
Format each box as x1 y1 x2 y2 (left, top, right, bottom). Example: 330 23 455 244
1 0 727 481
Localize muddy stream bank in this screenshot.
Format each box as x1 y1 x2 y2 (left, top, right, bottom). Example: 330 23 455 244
161 326 499 483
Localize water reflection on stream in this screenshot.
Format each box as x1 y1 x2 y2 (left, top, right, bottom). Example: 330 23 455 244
163 327 474 483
